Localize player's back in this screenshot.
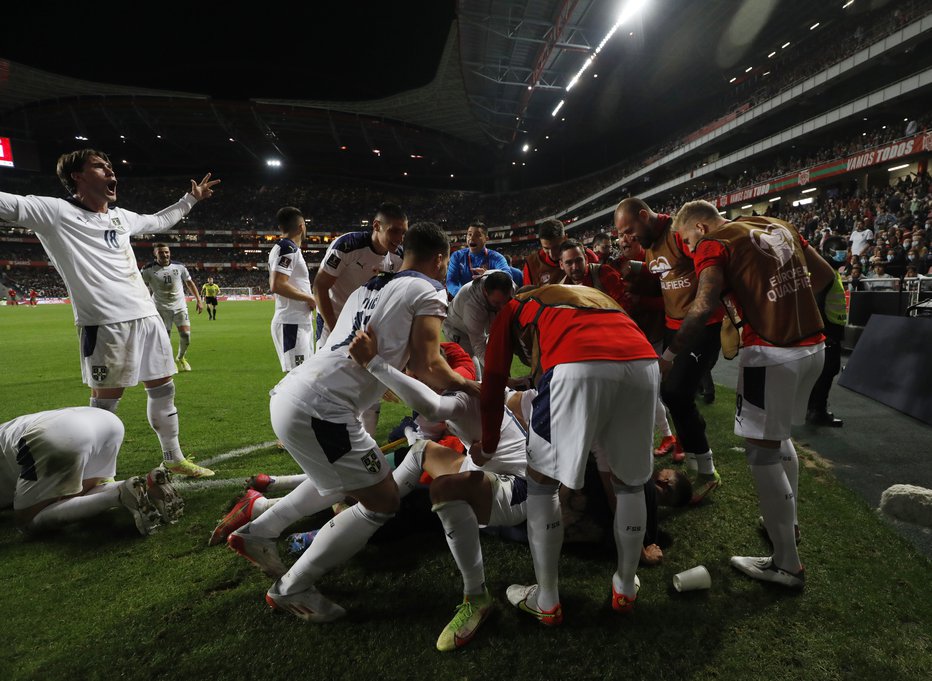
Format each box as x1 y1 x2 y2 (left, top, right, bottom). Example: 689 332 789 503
274 270 447 415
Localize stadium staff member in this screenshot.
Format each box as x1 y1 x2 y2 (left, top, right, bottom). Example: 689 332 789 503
522 218 598 287
479 284 659 623
0 148 219 478
201 276 220 320
667 200 835 589
141 243 203 372
446 221 511 297
268 207 316 372
614 198 721 502
442 270 516 378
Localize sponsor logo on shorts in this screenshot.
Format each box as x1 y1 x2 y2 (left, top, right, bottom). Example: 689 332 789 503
91 365 109 381
361 449 381 474
294 355 305 366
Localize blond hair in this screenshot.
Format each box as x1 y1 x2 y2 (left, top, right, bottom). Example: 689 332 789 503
673 200 722 230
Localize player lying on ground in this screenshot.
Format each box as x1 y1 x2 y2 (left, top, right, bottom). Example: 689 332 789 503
0 408 183 535
0 149 219 478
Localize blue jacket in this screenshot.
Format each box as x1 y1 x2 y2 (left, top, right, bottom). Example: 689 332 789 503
447 247 511 297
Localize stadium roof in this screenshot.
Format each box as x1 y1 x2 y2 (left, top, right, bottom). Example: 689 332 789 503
0 1 862 187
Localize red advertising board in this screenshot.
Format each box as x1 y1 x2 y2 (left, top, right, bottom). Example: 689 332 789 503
0 137 13 168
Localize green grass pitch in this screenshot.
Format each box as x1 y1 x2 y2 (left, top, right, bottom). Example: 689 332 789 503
1 301 930 680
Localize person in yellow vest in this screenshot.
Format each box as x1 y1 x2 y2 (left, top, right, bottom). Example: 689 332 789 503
666 200 835 590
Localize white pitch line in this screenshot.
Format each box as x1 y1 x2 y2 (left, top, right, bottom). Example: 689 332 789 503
173 477 253 493
198 441 277 467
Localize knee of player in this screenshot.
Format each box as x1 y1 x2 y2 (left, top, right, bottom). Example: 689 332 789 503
178 328 191 338
428 474 462 505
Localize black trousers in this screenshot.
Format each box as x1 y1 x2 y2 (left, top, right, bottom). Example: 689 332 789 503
808 338 841 412
661 323 722 454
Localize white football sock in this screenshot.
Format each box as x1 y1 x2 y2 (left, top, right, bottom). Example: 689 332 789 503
267 474 307 493
392 439 427 498
250 496 278 519
435 500 485 596
526 477 563 611
692 449 716 476
780 439 799 526
145 382 183 462
177 331 190 360
28 482 121 529
612 483 646 597
248 479 342 539
655 399 672 438
747 444 800 571
90 397 121 413
277 502 392 595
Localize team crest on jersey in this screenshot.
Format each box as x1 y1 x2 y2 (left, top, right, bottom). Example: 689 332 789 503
91 365 108 381
648 256 673 278
750 226 795 268
361 449 381 474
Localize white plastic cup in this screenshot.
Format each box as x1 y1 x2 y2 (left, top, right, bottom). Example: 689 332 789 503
673 565 712 592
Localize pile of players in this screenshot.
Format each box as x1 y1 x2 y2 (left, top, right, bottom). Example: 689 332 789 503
1 149 834 653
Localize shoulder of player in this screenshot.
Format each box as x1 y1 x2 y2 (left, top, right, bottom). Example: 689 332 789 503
331 231 372 254
140 261 159 271
385 270 445 293
273 238 299 254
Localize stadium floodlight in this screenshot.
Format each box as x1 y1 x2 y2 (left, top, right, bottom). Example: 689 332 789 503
802 188 817 194
618 0 649 25
768 51 776 58
266 159 282 167
552 100 565 117
229 138 235 142
522 143 530 152
843 0 855 8
793 197 814 207
745 66 753 73
768 196 781 202
75 135 88 141
763 71 771 76
156 135 162 139
729 77 737 83
741 204 753 209
782 41 791 48
810 22 820 30
119 135 125 139
887 164 909 172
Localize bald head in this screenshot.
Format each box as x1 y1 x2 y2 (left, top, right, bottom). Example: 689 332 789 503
614 197 661 249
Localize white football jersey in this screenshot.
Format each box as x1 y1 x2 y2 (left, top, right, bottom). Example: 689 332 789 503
140 261 192 311
443 270 511 368
366 357 527 477
317 231 403 320
0 192 197 325
273 270 446 416
268 238 312 325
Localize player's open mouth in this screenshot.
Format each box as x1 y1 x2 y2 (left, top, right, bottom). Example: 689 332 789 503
107 181 117 193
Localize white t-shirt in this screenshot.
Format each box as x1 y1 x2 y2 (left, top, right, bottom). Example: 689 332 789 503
849 229 874 256
443 270 511 368
317 231 403 322
268 238 312 325
0 192 197 325
273 271 447 416
140 261 192 311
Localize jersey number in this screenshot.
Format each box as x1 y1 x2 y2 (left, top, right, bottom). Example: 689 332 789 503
163 275 172 285
103 230 119 248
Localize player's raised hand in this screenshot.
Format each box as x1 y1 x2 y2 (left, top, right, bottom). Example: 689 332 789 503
190 173 221 201
348 328 379 367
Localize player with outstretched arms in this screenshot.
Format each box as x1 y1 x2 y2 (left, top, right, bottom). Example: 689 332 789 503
227 222 476 622
0 148 219 478
140 243 203 371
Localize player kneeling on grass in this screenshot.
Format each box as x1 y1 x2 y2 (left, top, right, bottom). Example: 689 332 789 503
225 222 473 623
347 328 528 651
0 407 183 535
